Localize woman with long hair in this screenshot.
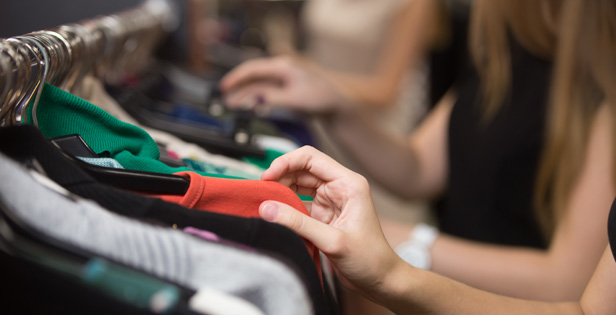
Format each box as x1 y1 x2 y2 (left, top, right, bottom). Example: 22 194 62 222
221 0 615 303
245 0 616 312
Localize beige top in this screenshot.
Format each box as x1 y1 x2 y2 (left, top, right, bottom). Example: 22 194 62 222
303 0 412 73
301 0 430 223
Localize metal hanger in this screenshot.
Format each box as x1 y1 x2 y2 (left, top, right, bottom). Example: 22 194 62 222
15 36 49 127
8 37 44 125
0 0 179 126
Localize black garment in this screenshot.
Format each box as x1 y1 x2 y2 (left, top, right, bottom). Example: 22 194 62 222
0 250 158 315
428 1 470 108
0 125 333 315
439 37 552 249
0 243 201 315
609 198 616 262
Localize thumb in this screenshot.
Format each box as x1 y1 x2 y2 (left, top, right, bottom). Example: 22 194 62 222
259 201 338 251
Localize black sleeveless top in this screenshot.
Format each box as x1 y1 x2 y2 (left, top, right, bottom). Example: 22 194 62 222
437 38 552 249
609 199 616 262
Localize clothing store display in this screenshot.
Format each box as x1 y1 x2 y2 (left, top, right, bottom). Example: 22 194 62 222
152 170 322 276
0 125 331 315
609 198 616 261
109 74 266 158
26 83 239 179
0 152 313 315
441 37 552 248
3 3 337 314
74 75 271 176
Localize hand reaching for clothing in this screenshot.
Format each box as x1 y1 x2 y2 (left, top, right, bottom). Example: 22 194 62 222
257 146 406 301
220 56 350 113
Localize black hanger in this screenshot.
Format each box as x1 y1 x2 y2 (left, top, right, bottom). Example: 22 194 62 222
50 134 189 195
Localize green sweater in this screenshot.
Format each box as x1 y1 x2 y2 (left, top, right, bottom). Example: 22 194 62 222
25 83 313 201
25 83 236 178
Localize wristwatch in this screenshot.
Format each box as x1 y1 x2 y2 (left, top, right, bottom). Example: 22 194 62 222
394 223 439 270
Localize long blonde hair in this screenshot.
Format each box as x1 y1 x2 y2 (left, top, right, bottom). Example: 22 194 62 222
469 0 560 119
535 0 616 237
470 0 616 238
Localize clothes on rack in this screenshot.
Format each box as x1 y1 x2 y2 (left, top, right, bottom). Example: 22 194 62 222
29 82 303 182
75 75 257 173
151 170 323 280
0 152 313 315
108 72 266 158
26 83 238 178
0 125 333 315
27 82 316 202
0 1 335 313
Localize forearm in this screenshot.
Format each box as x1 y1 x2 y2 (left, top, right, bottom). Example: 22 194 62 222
377 259 583 315
317 91 453 199
320 111 428 199
430 234 587 301
321 70 406 108
294 56 405 108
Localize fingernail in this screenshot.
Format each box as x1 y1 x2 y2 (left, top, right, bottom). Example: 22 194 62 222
260 202 278 222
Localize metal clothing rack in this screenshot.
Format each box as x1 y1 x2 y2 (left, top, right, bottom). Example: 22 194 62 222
0 0 178 126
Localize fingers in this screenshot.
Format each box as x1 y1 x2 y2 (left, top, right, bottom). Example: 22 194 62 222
220 57 290 93
224 82 295 110
276 171 323 193
224 82 279 109
261 146 351 183
259 200 339 253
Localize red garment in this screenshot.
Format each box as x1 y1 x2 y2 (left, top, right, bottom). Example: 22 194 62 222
152 171 322 282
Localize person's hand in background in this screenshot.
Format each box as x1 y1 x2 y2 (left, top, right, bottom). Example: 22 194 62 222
220 56 351 113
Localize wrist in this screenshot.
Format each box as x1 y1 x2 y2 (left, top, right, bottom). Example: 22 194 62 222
373 256 423 314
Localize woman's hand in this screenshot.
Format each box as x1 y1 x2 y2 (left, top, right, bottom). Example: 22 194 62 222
257 146 404 300
220 56 350 113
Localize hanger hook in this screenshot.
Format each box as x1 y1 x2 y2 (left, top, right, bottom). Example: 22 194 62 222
0 40 27 125
0 43 14 123
16 37 49 127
